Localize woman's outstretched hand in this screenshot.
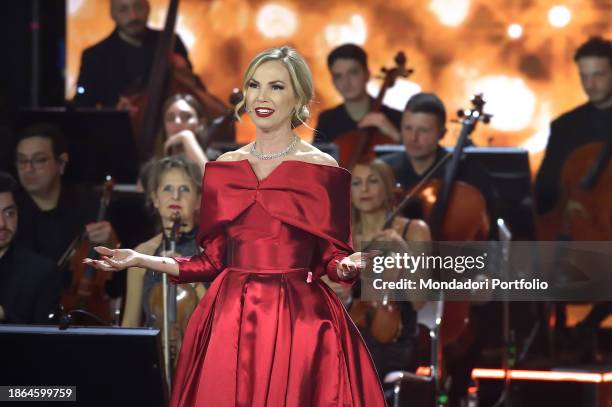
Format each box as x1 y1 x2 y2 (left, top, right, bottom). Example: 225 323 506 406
336 250 381 281
83 246 141 272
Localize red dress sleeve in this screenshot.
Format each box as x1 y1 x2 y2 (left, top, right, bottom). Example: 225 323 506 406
170 232 227 284
318 238 357 285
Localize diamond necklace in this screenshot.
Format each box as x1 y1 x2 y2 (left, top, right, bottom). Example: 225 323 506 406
250 135 299 160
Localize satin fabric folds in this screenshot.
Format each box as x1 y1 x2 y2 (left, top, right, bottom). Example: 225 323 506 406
170 160 386 407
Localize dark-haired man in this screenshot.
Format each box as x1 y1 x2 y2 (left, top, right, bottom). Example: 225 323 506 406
382 92 497 224
315 44 402 143
73 0 193 108
534 36 612 361
14 124 119 265
535 36 612 214
0 172 61 324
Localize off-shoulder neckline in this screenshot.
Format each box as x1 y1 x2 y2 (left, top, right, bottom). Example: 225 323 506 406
208 159 349 183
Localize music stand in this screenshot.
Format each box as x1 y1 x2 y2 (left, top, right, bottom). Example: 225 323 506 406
13 108 140 184
0 325 167 406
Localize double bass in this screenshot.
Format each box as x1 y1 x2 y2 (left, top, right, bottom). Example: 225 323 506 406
334 52 413 170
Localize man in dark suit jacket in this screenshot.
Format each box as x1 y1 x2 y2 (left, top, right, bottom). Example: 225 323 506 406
0 172 61 324
534 36 612 214
73 0 193 108
534 37 612 361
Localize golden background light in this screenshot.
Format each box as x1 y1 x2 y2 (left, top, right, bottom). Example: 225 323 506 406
548 5 572 28
66 0 612 173
507 23 523 39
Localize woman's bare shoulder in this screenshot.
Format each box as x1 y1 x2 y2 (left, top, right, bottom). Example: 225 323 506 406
215 146 251 162
293 140 339 167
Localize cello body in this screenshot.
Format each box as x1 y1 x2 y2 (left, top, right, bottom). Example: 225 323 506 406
536 141 612 241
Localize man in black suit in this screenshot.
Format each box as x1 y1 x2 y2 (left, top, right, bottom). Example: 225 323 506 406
534 36 612 214
73 0 193 108
0 172 61 324
534 37 612 360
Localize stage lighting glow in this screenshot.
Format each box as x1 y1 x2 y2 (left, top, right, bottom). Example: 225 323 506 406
470 75 536 132
366 78 421 111
256 4 298 38
548 5 571 28
521 102 552 153
325 14 367 47
176 24 195 50
507 23 523 39
67 0 84 15
429 0 471 27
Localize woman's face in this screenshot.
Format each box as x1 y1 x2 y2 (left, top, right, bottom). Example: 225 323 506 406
164 99 201 138
151 168 200 229
245 60 297 132
351 164 387 213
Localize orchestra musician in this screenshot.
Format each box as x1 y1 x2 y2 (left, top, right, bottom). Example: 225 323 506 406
382 92 497 230
315 44 402 144
0 172 62 324
328 158 431 404
534 36 612 361
14 124 119 266
122 155 206 328
73 0 192 108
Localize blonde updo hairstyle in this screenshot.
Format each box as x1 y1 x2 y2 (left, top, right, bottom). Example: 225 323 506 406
235 46 314 129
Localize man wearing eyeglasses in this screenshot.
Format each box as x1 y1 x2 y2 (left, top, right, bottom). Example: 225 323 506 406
0 172 61 324
14 124 119 266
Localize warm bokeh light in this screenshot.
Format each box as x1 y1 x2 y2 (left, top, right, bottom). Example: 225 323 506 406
548 5 572 28
67 0 84 15
428 0 471 27
324 14 367 47
507 23 523 39
367 79 422 111
66 0 612 172
256 3 298 38
469 75 536 132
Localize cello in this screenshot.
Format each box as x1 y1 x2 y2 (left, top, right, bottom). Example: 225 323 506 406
334 52 413 170
536 140 612 241
415 94 492 404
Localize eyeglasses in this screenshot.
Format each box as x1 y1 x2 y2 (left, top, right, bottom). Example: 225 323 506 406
15 156 52 170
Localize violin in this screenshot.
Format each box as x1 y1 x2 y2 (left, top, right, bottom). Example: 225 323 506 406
334 52 413 170
536 140 612 241
147 212 199 389
348 216 411 344
60 176 115 324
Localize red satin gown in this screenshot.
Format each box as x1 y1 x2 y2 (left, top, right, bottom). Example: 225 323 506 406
170 159 386 406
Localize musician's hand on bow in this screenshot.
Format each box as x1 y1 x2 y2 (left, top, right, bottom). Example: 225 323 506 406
83 246 141 272
358 112 400 142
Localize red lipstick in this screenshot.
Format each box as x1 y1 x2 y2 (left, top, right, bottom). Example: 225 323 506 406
255 107 274 118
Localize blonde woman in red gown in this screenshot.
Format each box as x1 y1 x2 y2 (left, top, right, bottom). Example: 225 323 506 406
85 46 387 406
